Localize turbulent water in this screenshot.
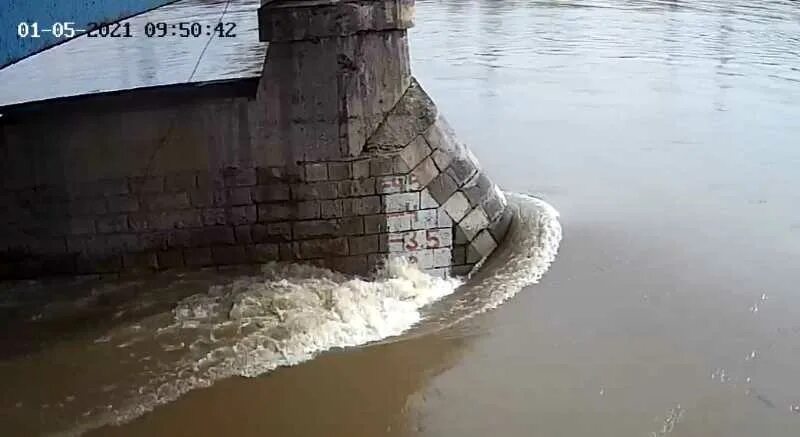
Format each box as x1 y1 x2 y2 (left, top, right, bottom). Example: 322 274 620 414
0 194 561 435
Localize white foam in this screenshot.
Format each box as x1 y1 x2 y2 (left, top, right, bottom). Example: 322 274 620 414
467 193 562 312
69 260 461 433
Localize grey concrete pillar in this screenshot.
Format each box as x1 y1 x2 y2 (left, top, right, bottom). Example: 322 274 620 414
258 0 414 162
255 0 513 278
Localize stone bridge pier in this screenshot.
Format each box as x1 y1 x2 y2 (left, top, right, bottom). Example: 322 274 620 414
0 0 512 279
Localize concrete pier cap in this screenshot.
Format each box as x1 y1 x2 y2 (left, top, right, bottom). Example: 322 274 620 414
0 0 511 280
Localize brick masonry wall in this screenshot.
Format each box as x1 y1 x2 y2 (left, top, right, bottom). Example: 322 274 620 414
0 79 512 280
284 78 513 279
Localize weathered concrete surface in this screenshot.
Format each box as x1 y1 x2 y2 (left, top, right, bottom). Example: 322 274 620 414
0 0 511 279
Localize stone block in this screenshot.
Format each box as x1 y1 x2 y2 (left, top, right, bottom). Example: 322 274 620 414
142 192 190 211
393 156 411 174
343 196 381 216
164 172 197 192
106 195 138 213
338 179 375 197
196 172 225 190
293 217 363 239
382 230 427 252
226 187 253 206
297 200 321 219
387 249 434 270
189 189 226 208
27 238 67 255
106 234 143 254
463 173 493 207
427 172 458 205
257 204 294 222
399 136 432 171
70 198 109 215
299 237 349 259
129 176 164 194
451 264 474 277
459 206 490 241
202 208 227 226
190 226 236 246
279 242 301 261
383 192 419 213
424 115 462 155
442 192 470 222
364 215 384 234
304 163 329 182
223 167 257 187
320 200 343 218
433 248 452 268
482 185 507 223
184 248 213 267
446 154 479 188
411 209 437 230
253 184 291 203
292 182 339 200
469 230 498 262
328 162 352 180
420 189 439 209
211 246 248 265
452 245 466 265
352 159 371 179
228 205 257 225
123 252 158 271
426 267 450 279
255 167 285 184
349 235 379 255
431 149 453 172
167 229 192 248
138 232 168 251
157 250 185 268
327 255 370 276
247 244 279 262
252 222 292 243
437 209 452 228
151 210 202 230
376 175 409 194
235 225 253 244
293 219 336 239
489 207 513 243
410 157 439 189
366 79 438 150
68 217 95 235
84 178 129 197
370 156 395 176
35 185 69 202
427 228 453 248
259 0 414 42
77 254 122 274
387 212 414 233
96 215 128 234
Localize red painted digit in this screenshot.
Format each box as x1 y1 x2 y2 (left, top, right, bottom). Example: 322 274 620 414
426 230 440 248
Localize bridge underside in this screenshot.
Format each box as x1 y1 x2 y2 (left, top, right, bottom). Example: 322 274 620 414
0 0 266 110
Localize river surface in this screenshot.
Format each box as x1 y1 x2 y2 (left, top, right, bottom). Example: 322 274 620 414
2 0 800 435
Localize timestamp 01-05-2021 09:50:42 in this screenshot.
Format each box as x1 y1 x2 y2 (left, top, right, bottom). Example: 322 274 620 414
16 21 237 39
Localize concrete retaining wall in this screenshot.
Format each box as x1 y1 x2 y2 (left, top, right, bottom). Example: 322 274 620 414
0 0 511 279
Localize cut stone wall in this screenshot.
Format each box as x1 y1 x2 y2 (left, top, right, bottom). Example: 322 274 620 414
0 0 511 279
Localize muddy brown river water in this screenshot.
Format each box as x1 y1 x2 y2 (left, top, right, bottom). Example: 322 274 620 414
2 0 800 435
